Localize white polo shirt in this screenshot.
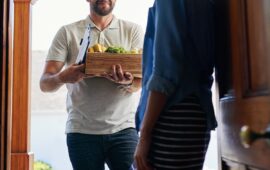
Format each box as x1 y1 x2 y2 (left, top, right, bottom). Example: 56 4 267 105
47 16 144 134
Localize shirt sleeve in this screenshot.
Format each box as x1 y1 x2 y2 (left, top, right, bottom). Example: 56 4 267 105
146 0 186 96
46 26 69 62
130 24 144 50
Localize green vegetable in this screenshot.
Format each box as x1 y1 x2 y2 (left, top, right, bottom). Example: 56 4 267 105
105 46 127 53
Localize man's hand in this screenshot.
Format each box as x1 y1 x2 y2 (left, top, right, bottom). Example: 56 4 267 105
102 64 134 85
40 61 91 92
58 64 88 83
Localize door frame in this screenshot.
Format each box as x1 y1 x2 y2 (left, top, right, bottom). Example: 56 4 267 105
1 0 10 169
2 0 37 169
10 0 35 169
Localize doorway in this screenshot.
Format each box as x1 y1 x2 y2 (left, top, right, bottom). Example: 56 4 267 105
30 1 155 169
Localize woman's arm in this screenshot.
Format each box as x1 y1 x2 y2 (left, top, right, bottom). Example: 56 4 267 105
140 91 167 138
134 90 167 170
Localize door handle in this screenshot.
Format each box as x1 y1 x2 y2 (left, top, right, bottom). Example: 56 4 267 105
240 125 270 148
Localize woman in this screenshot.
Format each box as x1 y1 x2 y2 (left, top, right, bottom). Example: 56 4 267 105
134 0 217 169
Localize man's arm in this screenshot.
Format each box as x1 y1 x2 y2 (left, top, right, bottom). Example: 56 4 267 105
118 77 142 93
40 61 87 92
128 77 141 92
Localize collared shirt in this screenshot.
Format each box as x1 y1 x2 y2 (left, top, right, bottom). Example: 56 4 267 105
47 16 143 64
47 16 144 134
136 0 217 131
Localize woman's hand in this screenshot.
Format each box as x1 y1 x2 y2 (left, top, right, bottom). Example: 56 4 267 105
134 136 154 170
134 91 168 170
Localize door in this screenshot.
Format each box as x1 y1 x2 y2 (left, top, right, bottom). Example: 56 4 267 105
216 0 270 169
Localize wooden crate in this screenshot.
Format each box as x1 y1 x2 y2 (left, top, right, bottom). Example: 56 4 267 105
85 52 142 78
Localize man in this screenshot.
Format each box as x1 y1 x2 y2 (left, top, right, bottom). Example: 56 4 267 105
39 0 144 169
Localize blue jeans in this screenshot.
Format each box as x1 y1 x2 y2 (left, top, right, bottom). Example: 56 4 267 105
67 128 138 170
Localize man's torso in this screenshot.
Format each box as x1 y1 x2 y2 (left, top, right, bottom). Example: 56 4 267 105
47 16 144 134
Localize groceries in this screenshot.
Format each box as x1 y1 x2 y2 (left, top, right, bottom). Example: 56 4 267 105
87 43 142 54
85 44 142 78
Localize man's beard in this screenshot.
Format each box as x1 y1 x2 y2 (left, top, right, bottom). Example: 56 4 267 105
93 0 114 16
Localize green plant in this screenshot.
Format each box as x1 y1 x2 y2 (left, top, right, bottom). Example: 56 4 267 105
34 160 52 170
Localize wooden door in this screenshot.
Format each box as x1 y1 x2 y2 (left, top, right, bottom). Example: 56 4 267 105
215 0 270 169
